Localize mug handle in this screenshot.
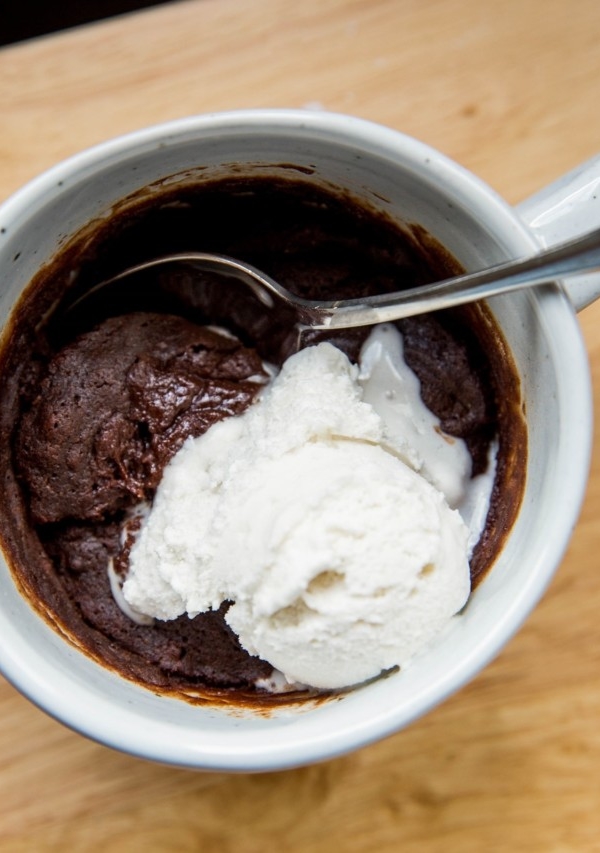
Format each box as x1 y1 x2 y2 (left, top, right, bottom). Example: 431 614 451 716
516 155 600 312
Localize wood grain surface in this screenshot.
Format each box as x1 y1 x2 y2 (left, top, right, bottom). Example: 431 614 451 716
1 1 600 850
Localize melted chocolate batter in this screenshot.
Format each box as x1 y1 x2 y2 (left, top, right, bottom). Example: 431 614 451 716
0 175 527 703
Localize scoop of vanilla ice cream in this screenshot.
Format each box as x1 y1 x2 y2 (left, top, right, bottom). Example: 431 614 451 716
123 343 384 619
123 337 472 689
219 441 470 688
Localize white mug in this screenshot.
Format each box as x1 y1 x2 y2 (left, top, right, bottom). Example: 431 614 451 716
0 110 598 771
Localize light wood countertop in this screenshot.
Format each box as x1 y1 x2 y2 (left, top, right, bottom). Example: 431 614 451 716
1 1 600 849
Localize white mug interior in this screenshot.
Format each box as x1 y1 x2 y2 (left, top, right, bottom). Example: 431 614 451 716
0 111 592 771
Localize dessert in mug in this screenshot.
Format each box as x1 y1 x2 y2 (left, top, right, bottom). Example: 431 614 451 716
0 175 526 702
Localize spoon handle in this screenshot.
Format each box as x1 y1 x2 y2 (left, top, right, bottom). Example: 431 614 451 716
301 226 600 330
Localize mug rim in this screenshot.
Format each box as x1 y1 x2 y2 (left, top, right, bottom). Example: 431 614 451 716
0 108 547 250
0 110 593 771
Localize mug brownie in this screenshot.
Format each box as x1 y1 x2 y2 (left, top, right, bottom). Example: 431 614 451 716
0 174 527 703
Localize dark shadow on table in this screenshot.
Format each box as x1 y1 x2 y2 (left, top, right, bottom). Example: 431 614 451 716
1 0 178 46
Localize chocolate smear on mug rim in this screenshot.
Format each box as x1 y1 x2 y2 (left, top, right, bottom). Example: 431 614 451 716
0 173 527 707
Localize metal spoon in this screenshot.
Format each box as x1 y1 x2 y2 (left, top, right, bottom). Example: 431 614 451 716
70 226 600 329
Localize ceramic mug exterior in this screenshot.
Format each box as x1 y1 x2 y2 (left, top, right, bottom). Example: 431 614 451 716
0 110 595 771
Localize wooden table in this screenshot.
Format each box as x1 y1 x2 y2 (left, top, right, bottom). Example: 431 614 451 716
1 1 600 849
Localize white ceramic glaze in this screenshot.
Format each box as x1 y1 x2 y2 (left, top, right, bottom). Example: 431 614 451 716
516 154 600 310
0 111 595 771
